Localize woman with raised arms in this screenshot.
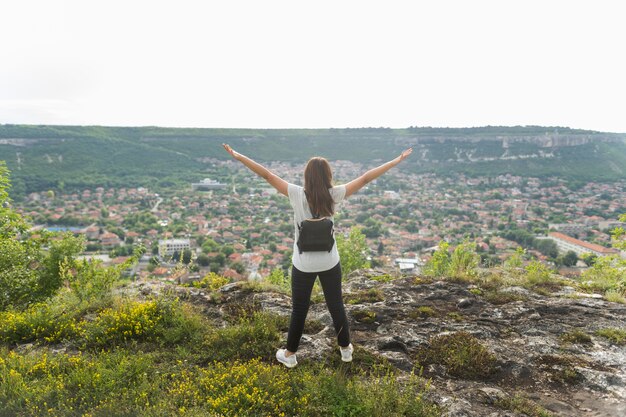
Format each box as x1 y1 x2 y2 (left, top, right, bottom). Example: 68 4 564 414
223 143 412 368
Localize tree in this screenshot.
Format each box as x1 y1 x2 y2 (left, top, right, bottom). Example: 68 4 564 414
0 162 83 310
196 253 210 267
231 261 245 274
580 253 597 267
181 249 193 265
562 251 578 267
336 226 370 276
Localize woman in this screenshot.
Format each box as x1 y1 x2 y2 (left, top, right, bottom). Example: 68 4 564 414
222 143 412 368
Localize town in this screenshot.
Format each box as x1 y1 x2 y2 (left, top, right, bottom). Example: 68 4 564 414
16 157 626 282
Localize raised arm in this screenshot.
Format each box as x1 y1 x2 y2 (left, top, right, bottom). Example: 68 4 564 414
222 144 288 196
345 148 412 198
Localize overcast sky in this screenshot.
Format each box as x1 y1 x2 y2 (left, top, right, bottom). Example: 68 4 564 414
1 1 624 132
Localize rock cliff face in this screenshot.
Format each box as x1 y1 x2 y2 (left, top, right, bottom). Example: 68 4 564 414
130 271 626 417
403 134 624 148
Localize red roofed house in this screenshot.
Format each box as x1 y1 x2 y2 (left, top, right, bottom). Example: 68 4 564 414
100 232 121 248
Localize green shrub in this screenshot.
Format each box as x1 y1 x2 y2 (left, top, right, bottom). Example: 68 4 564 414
297 364 440 417
345 288 384 304
265 267 290 292
417 331 497 379
186 272 231 290
446 312 464 322
448 241 481 280
524 261 556 287
559 329 592 345
503 247 526 270
409 306 437 319
534 354 588 385
494 393 554 417
423 240 480 281
371 273 397 283
483 290 527 305
423 241 450 278
200 311 282 362
595 328 626 345
577 213 626 299
0 292 208 352
352 310 377 323
604 289 626 304
337 227 371 275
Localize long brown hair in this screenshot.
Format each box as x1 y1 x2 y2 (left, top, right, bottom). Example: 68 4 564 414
304 157 334 217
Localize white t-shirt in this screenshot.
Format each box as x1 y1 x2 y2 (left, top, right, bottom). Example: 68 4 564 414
288 183 346 273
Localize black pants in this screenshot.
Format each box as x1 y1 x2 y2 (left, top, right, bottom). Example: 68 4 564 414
286 262 351 352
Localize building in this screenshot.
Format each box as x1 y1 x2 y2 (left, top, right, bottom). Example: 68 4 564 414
191 178 227 191
100 232 121 248
158 238 191 258
394 257 423 273
547 232 618 257
548 223 587 236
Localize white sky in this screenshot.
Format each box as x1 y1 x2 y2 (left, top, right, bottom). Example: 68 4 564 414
1 0 625 132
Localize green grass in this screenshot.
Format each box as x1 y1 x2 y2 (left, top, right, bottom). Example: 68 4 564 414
370 273 398 283
534 354 589 385
416 331 497 380
352 309 377 324
559 329 593 346
409 306 437 319
345 288 385 305
595 328 626 345
494 393 554 417
0 251 442 417
483 290 528 305
0 313 439 417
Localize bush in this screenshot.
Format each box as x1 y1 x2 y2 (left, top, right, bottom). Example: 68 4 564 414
559 329 592 345
265 267 290 292
345 288 384 305
0 163 85 310
337 226 371 275
577 213 626 299
423 240 480 281
0 292 208 352
417 331 497 379
524 261 553 286
186 272 231 291
200 311 283 363
595 328 626 345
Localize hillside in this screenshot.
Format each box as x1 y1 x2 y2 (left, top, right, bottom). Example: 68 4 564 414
1 124 625 198
2 267 625 416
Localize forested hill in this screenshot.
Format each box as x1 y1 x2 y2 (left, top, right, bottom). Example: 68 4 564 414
1 124 625 197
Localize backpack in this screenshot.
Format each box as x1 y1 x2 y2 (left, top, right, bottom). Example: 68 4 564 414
297 216 335 254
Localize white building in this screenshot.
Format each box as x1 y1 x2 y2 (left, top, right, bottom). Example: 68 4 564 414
548 232 618 257
394 257 423 273
158 238 191 258
192 178 227 191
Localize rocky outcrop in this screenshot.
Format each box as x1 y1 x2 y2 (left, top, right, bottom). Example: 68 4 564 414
128 271 626 417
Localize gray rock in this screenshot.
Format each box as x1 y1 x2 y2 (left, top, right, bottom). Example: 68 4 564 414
457 298 472 309
476 387 507 404
219 282 242 293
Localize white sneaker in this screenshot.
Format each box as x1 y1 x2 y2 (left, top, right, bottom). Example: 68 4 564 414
340 343 353 362
276 349 297 368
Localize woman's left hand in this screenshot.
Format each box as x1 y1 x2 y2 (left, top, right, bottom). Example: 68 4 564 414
222 143 241 160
